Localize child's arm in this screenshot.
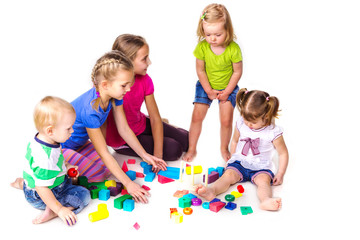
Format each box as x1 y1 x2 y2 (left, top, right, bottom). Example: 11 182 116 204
112 104 167 171
217 61 243 102
87 127 150 203
196 58 220 100
272 135 289 186
230 127 240 155
144 94 164 159
35 186 77 226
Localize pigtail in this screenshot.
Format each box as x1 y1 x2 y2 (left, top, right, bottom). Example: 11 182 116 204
236 88 248 112
263 95 280 126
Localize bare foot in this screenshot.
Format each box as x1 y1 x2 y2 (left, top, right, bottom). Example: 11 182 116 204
32 207 57 224
10 178 24 190
194 184 216 201
182 149 197 162
260 198 282 211
221 149 231 161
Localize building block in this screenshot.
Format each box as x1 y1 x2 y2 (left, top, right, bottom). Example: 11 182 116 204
114 194 133 209
237 185 244 193
171 212 183 224
178 197 192 208
122 161 129 172
121 189 128 195
123 199 135 212
240 206 253 215
183 207 193 215
202 202 210 209
209 198 220 204
99 189 110 201
108 182 123 197
203 171 219 184
127 159 136 164
89 204 109 222
143 165 153 174
158 174 174 184
185 165 202 175
216 167 224 177
210 201 226 213
144 172 156 182
136 172 145 178
225 202 237 210
126 170 136 181
142 185 151 191
208 168 216 174
105 180 116 188
90 188 101 199
183 193 197 199
191 198 202 206
170 208 178 218
133 222 140 230
78 176 89 188
225 194 235 202
231 191 242 198
158 167 180 180
173 190 189 198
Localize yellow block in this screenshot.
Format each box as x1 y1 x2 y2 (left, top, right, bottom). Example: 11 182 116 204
186 166 203 175
89 204 109 222
105 180 116 188
231 191 242 198
171 212 183 224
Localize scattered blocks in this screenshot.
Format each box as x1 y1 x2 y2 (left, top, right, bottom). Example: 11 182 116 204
178 197 192 208
89 203 109 222
99 189 110 201
240 206 253 215
210 201 226 213
114 194 133 209
144 172 156 182
123 199 135 212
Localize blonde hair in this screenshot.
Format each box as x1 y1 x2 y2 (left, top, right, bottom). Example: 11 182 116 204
34 96 75 131
236 88 280 127
197 3 235 46
112 34 147 61
91 50 134 110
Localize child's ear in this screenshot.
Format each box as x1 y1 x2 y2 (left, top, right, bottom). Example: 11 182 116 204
45 125 54 136
100 80 109 90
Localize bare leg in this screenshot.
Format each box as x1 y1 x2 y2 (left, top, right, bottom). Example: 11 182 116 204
219 101 234 161
10 178 24 190
183 103 209 162
253 174 282 211
195 169 241 201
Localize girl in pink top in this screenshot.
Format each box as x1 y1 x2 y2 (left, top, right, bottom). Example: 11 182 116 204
106 34 189 161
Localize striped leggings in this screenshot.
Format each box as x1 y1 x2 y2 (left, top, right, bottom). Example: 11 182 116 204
62 141 111 182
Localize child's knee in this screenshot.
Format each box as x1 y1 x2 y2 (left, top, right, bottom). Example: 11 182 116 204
253 174 271 186
224 169 241 183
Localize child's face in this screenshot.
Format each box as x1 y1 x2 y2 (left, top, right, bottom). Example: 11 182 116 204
107 70 134 100
203 21 227 48
51 111 76 144
133 44 151 75
243 117 266 130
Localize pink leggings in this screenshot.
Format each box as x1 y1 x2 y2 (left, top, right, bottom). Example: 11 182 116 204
62 141 111 182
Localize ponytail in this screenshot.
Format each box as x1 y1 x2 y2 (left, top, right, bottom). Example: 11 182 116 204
263 95 280 126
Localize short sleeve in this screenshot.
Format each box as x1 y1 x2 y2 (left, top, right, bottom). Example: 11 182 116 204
271 125 284 142
81 108 102 129
144 75 154 96
230 42 243 63
193 41 205 60
114 99 123 106
236 116 244 131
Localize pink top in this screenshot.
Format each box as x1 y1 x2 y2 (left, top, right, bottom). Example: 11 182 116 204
106 74 154 148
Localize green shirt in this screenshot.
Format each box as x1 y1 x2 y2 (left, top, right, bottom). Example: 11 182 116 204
193 40 242 90
23 135 66 189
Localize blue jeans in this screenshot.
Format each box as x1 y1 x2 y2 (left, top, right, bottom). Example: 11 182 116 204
23 176 90 214
193 80 239 108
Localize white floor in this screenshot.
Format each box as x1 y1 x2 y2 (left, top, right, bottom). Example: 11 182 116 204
1 0 359 239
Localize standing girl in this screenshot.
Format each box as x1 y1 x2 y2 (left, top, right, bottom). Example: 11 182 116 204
62 50 167 203
183 3 243 162
106 34 189 161
196 88 289 211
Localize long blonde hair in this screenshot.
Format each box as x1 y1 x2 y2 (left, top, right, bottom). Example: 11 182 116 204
91 50 133 110
196 3 236 46
112 34 147 61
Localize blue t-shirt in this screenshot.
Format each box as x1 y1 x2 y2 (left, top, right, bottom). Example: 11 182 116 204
62 88 123 150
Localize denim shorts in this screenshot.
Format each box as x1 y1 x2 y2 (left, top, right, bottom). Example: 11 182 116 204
193 80 239 108
23 176 91 214
226 160 275 185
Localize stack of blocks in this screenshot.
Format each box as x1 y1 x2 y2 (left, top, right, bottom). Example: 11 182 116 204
203 167 225 184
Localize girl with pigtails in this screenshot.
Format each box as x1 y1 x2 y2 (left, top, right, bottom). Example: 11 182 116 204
195 88 289 211
61 50 167 203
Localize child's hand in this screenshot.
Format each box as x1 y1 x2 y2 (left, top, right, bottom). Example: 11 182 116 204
273 173 284 186
57 206 78 226
217 91 230 103
142 153 167 173
207 89 220 100
125 181 150 203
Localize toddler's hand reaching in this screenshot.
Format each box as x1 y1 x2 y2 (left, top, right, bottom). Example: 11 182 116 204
57 206 78 226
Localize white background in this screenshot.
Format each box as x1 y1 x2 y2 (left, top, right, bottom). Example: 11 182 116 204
1 0 359 239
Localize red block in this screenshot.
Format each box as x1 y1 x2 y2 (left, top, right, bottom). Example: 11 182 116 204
210 201 226 213
237 185 244 193
122 161 129 172
136 172 145 178
142 185 151 191
127 159 136 164
158 174 174 184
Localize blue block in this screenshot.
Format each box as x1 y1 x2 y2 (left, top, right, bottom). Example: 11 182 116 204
216 167 225 177
183 193 197 199
208 168 216 174
209 198 220 204
126 170 136 181
158 167 180 180
123 199 135 212
144 172 156 182
99 189 110 201
140 162 149 168
225 202 237 210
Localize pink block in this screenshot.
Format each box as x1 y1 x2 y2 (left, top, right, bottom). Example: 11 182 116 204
133 222 140 230
136 172 145 178
158 174 174 184
142 185 151 191
127 159 136 164
210 201 226 213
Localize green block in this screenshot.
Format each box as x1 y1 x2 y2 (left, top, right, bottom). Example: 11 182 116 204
240 206 253 215
114 194 133 209
178 197 191 208
90 188 101 199
225 194 235 202
78 176 88 188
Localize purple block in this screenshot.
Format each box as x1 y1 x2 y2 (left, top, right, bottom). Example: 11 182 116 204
203 171 219 184
191 198 202 206
108 182 123 196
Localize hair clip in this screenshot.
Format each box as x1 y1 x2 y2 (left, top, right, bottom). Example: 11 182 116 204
245 90 249 94
96 91 100 98
201 11 207 20
266 97 270 101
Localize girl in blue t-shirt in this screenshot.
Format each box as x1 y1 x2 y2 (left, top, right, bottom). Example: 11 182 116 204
62 50 167 203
